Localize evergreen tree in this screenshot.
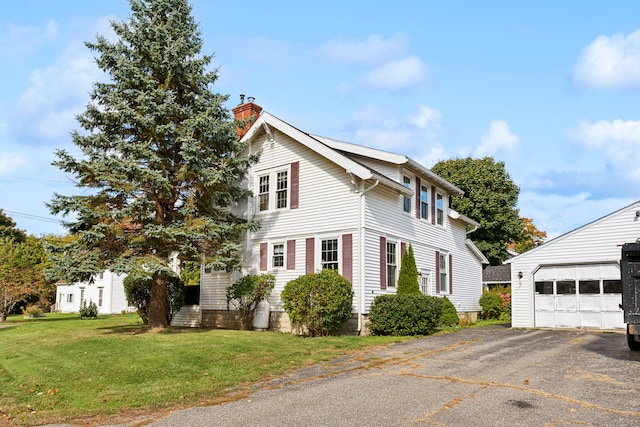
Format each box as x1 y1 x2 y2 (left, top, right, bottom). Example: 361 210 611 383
48 0 258 329
397 244 421 295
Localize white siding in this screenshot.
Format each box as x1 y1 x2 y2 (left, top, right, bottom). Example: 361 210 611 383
509 201 640 328
54 271 134 314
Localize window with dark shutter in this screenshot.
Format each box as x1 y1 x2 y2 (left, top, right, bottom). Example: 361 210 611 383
435 251 440 293
415 178 421 219
449 254 453 294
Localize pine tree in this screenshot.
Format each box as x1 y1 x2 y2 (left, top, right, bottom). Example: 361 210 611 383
397 244 421 295
48 0 258 329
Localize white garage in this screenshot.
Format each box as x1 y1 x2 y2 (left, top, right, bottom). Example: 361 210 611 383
509 200 640 330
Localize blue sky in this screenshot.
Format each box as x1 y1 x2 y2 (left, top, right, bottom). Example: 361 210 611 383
2 1 640 241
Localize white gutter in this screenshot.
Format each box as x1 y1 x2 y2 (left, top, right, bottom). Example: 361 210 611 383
357 179 379 334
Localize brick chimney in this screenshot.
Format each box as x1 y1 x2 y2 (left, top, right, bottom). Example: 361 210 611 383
232 94 263 139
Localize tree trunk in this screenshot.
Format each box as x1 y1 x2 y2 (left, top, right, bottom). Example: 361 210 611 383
148 272 168 329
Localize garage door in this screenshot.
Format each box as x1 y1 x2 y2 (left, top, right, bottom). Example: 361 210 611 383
534 263 624 329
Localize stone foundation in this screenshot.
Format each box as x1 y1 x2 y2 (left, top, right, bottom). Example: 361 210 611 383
200 309 480 335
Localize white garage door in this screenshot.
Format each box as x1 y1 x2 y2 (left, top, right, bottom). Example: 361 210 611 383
534 263 624 329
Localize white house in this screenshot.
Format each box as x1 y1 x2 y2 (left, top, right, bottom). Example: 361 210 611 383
54 271 135 315
508 200 640 330
198 100 488 333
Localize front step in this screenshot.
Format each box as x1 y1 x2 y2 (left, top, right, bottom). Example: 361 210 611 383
171 305 201 327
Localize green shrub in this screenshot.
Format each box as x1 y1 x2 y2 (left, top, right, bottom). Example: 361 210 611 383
479 286 511 320
123 272 185 324
368 294 443 336
397 244 421 295
281 269 354 337
79 301 98 320
226 274 275 330
439 296 459 327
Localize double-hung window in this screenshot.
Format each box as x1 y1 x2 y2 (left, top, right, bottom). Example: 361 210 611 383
420 185 428 220
436 193 444 225
272 243 285 268
276 171 288 209
387 242 397 287
258 175 270 211
257 168 289 212
321 238 339 270
402 176 411 213
439 253 448 293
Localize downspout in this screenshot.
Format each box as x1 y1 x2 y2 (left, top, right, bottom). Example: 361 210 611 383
357 178 379 334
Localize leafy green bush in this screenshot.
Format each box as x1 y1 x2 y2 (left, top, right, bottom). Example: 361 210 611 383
368 294 443 336
479 286 511 320
397 244 421 295
124 273 184 324
79 301 98 320
226 274 275 330
281 269 354 337
439 296 459 327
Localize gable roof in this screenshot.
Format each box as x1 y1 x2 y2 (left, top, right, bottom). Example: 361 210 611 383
241 110 461 198
505 199 640 263
482 264 511 282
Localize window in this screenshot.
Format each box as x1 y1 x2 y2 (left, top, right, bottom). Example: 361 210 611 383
67 294 74 303
80 288 85 306
402 176 411 213
258 175 270 211
579 280 599 294
98 288 104 307
273 243 284 268
276 171 288 209
321 239 338 270
603 280 622 293
257 169 290 212
535 281 553 294
439 253 448 293
387 242 397 287
420 185 428 219
556 280 576 294
436 193 444 225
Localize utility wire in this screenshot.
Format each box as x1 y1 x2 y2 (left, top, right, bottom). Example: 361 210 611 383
4 210 63 224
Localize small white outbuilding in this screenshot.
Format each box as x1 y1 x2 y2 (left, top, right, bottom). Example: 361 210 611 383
508 200 640 330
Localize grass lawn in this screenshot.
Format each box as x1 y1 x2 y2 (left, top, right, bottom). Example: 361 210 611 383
0 313 415 426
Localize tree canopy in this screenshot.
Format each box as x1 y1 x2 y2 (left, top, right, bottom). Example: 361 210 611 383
0 235 49 321
514 217 547 254
0 209 27 243
431 157 523 265
47 0 258 329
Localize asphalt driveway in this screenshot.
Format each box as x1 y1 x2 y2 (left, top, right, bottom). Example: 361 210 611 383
48 325 640 426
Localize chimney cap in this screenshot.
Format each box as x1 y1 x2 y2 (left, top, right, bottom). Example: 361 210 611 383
248 96 255 103
239 94 245 105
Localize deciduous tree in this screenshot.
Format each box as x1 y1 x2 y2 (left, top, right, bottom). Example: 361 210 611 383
514 217 547 253
0 236 48 321
431 157 522 265
48 0 258 329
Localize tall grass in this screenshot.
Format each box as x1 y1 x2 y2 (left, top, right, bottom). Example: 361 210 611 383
0 314 409 426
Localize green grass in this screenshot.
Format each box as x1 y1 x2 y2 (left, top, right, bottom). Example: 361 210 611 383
0 314 412 426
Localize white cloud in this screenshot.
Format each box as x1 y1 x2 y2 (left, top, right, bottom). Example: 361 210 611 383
518 191 635 240
573 29 640 89
411 106 442 128
349 104 443 163
475 120 519 157
14 41 102 139
318 33 408 64
0 152 27 176
0 20 59 61
359 56 426 91
569 119 640 180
